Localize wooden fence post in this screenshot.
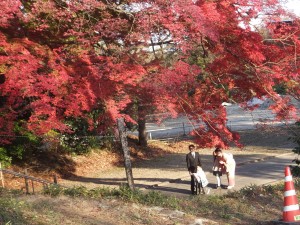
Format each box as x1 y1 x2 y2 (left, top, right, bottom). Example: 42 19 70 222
24 169 29 194
0 163 4 188
53 175 57 184
117 118 135 190
31 180 35 194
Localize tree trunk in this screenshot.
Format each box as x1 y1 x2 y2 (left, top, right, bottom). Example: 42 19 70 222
138 104 148 146
138 118 147 146
117 118 135 190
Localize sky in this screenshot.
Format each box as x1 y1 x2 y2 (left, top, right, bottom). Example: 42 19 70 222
248 0 300 28
284 0 300 16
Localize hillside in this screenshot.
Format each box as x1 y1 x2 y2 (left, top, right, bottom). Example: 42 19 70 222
0 126 298 224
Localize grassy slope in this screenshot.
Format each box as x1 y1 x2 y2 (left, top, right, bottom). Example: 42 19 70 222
0 182 291 225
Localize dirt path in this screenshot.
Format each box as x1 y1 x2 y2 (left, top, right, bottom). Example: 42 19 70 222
60 127 296 195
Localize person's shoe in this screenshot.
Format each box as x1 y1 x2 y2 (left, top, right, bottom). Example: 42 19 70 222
227 186 234 189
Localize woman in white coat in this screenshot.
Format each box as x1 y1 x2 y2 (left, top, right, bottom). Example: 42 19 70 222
214 148 236 189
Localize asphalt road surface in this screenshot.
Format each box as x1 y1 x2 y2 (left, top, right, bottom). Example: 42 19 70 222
132 101 299 140
147 152 295 196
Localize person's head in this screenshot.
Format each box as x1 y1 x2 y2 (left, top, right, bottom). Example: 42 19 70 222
214 147 223 157
189 144 196 152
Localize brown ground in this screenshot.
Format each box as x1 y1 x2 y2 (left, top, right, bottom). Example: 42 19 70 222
1 126 298 225
58 126 296 190
3 126 296 191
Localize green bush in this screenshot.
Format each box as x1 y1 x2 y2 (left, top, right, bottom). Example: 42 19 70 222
1 122 42 164
43 185 115 198
63 186 90 197
43 184 64 197
0 147 11 168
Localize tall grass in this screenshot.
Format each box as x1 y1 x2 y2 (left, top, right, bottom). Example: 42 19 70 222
43 184 181 209
0 188 28 225
42 180 288 220
1 180 293 225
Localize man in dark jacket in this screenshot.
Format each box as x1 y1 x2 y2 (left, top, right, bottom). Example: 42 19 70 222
186 144 202 194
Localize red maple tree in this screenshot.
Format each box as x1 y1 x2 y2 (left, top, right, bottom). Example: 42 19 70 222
0 0 299 150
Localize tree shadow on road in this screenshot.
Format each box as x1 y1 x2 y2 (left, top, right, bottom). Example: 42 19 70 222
65 175 195 195
64 174 220 197
66 176 171 185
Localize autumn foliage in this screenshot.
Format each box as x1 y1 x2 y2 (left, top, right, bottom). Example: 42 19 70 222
0 0 299 154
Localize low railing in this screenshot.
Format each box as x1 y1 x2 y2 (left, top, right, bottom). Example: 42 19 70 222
0 163 66 194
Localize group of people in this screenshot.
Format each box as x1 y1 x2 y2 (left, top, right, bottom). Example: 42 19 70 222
186 144 236 194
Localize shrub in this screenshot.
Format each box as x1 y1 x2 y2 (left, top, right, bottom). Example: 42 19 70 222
0 147 11 168
43 184 64 197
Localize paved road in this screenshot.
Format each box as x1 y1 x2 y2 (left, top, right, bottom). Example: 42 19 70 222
131 101 299 140
146 152 295 197
62 149 296 197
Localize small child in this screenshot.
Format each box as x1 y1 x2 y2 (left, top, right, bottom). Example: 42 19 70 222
212 149 225 189
192 166 210 194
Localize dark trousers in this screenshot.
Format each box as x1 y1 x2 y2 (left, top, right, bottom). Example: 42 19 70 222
190 175 195 193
